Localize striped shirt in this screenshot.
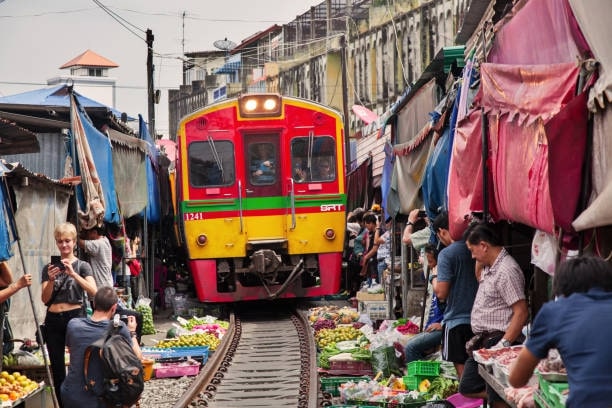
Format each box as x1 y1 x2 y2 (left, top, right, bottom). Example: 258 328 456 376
470 248 525 334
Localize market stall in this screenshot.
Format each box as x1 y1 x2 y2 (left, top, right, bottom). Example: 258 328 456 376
473 346 568 407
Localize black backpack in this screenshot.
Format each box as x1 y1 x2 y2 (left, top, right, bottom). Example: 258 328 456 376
84 322 144 407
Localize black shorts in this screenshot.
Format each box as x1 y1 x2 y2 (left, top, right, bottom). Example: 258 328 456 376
442 324 474 364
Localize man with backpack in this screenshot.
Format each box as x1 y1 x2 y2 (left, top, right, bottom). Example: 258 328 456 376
61 286 143 408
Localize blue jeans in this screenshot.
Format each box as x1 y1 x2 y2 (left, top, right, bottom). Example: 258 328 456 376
404 329 443 364
377 259 388 284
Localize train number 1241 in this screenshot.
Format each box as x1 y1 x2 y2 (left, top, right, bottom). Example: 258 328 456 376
184 212 205 221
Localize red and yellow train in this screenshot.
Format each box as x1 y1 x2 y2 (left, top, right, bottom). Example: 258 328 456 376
174 93 346 302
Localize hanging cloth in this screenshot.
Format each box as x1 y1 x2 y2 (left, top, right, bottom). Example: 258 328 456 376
70 93 105 229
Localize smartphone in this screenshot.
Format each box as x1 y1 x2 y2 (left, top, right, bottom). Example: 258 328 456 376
50 255 66 271
418 210 427 218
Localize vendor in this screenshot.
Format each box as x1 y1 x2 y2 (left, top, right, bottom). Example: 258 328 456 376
0 261 33 359
509 256 612 407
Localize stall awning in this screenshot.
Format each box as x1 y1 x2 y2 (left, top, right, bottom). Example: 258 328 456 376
214 55 242 74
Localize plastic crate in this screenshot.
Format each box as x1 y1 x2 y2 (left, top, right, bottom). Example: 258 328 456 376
346 400 444 407
320 376 370 397
361 301 390 320
403 374 437 391
407 360 441 377
141 345 209 360
445 393 483 408
328 360 374 376
154 361 200 378
537 374 568 408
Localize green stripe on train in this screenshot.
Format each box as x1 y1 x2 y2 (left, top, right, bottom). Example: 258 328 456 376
181 194 347 212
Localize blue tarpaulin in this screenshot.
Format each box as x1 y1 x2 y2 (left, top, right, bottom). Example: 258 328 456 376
72 94 120 225
0 163 15 261
0 85 131 121
139 115 160 223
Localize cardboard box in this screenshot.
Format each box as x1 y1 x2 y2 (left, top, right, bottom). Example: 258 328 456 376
356 291 385 301
358 300 390 320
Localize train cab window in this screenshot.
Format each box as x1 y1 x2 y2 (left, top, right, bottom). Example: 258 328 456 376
291 136 336 182
249 142 276 185
188 141 235 187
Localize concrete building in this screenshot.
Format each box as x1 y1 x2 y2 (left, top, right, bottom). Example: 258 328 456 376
47 49 118 109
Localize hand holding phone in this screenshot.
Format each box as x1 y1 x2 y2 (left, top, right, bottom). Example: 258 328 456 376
50 255 66 271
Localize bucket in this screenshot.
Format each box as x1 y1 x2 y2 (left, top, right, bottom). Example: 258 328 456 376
142 358 155 381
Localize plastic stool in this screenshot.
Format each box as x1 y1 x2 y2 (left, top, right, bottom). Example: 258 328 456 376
446 393 484 408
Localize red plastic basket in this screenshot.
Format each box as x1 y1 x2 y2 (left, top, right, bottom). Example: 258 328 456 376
328 360 374 376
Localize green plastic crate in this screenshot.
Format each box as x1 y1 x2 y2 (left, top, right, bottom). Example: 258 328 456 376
320 376 370 397
407 360 441 377
537 374 568 408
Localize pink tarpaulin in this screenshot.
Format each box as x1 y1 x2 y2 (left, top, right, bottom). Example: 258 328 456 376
447 109 486 240
488 0 590 65
449 63 587 238
483 63 584 234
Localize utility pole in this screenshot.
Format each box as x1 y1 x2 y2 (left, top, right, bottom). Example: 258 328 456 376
146 28 156 139
340 34 351 176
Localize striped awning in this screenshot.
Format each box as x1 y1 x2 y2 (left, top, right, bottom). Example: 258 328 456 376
214 61 241 74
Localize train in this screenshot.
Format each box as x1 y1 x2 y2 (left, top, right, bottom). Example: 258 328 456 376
174 93 347 302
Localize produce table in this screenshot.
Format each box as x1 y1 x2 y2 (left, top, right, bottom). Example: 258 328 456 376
478 364 517 408
1 385 48 408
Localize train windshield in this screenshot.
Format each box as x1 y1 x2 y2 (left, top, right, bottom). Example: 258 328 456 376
188 140 236 187
247 142 277 186
291 135 336 183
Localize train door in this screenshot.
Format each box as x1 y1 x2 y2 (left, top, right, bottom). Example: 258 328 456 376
243 133 284 240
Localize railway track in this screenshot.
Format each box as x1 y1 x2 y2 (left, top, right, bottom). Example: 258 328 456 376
140 302 319 407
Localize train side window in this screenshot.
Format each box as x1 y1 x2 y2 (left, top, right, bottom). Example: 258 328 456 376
291 136 336 182
188 141 235 187
249 143 276 185
313 157 335 181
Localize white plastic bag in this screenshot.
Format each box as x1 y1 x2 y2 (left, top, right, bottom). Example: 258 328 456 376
531 230 558 276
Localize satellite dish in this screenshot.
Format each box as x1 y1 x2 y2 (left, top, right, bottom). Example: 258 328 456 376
213 38 237 51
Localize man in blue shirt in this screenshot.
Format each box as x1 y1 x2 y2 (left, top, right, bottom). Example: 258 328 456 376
509 256 612 407
432 212 479 379
61 286 142 408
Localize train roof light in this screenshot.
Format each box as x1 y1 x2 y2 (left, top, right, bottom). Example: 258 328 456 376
239 94 282 118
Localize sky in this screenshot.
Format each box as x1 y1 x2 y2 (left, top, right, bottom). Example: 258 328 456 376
0 0 323 137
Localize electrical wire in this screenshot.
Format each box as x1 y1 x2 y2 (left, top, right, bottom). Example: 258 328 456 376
91 0 145 42
385 0 409 87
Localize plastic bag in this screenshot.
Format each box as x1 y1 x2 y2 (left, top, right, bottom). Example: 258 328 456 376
370 345 402 377
135 297 156 335
531 230 558 276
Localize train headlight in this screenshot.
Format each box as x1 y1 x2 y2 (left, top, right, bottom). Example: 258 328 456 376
244 99 258 112
324 228 336 240
196 234 208 246
238 94 282 117
263 98 277 111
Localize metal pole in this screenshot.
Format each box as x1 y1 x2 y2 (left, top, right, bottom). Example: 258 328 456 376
387 218 394 319
146 29 156 139
340 34 351 176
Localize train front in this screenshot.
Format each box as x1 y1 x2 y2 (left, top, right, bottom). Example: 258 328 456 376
176 94 346 302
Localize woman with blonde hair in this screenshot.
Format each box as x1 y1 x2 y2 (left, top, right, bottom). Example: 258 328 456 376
41 222 97 407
